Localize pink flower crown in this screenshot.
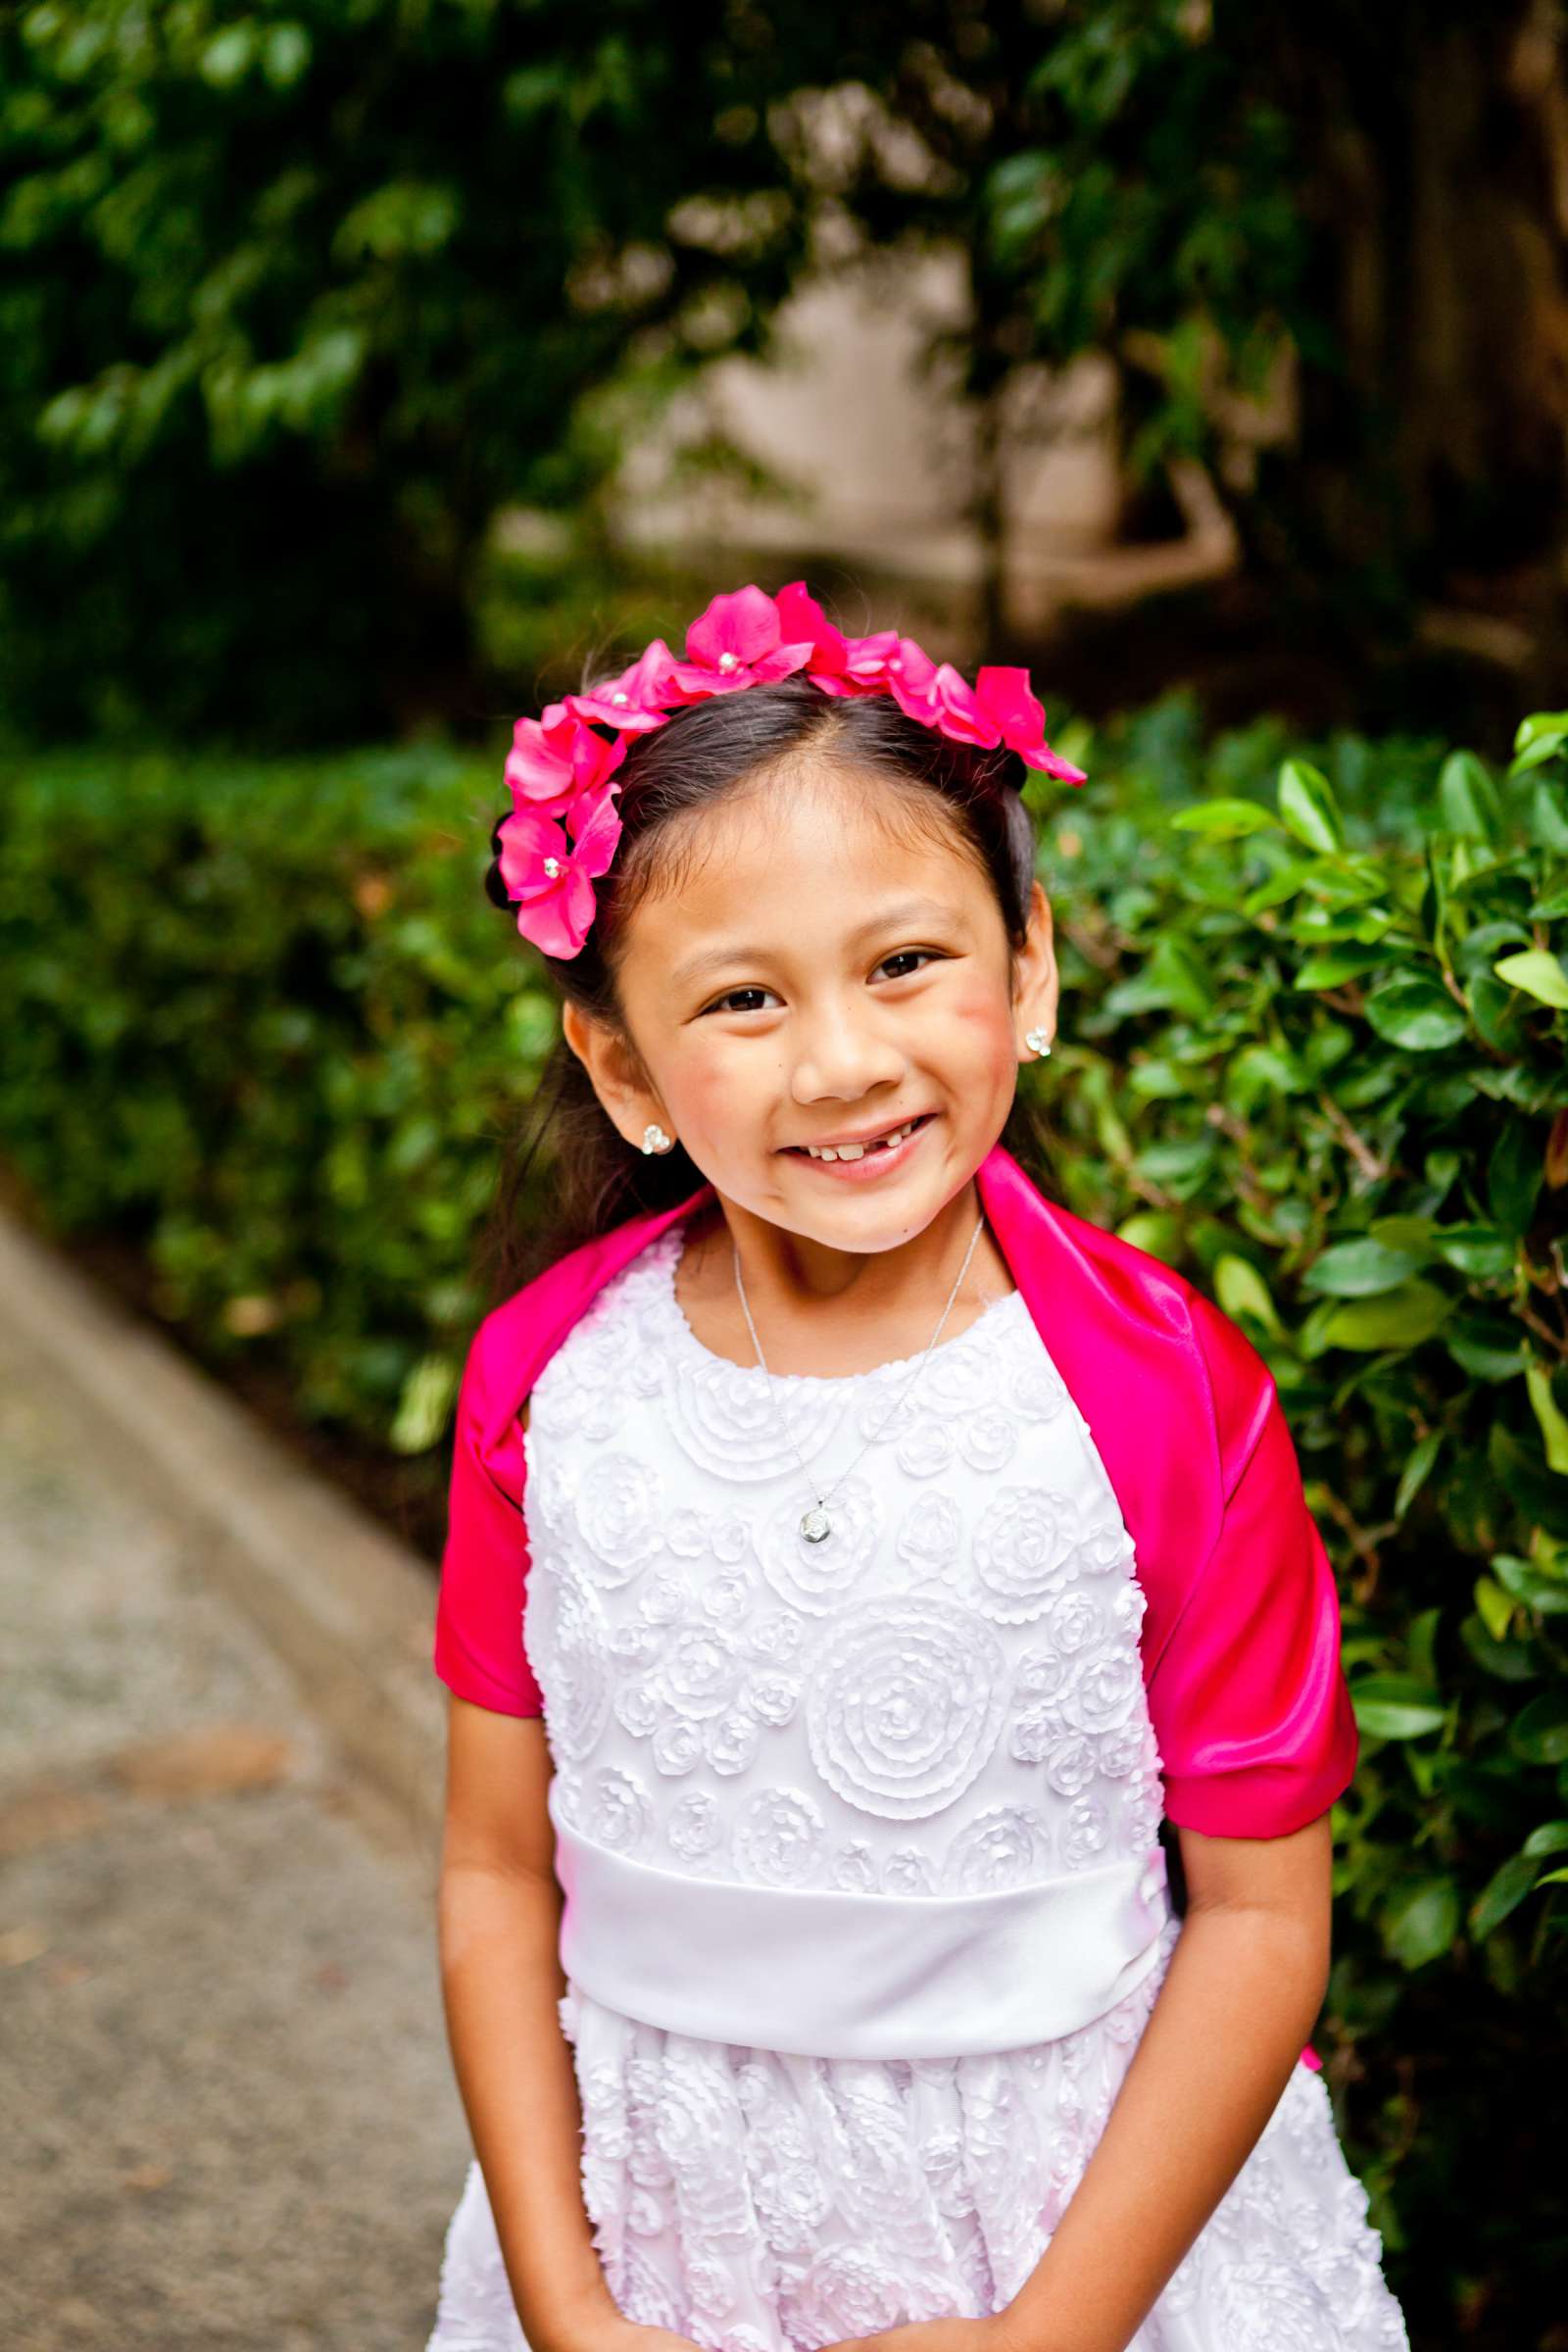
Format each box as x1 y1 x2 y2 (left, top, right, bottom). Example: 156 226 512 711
495 579 1087 958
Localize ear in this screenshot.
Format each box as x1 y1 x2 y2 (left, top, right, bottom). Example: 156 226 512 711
1012 877 1060 1055
561 1000 675 1152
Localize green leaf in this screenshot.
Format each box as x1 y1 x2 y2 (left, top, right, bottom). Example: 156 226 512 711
1114 1210 1183 1263
1382 1875 1460 1968
1429 1223 1516 1279
1508 730 1568 776
1394 1429 1442 1520
1487 1121 1544 1237
1277 759 1345 855
1144 935 1215 1019
1213 1253 1283 1336
1470 1851 1541 1938
1131 1136 1219 1198
1242 862 1311 916
389 1350 460 1455
1492 1552 1568 1613
1513 710 1568 755
201 24 256 85
1510 1693 1568 1765
1523 1822 1568 1858
1459 1611 1541 1681
1473 1575 1514 1643
1318 1281 1453 1352
1169 798 1281 837
1529 780 1568 853
1526 1362 1568 1474
1438 750 1501 841
1363 974 1468 1050
1406 1604 1443 1686
1493 950 1568 1009
1351 1676 1446 1740
1294 947 1397 989
1301 1237 1430 1297
1226 1044 1305 1111
1368 1213 1438 1253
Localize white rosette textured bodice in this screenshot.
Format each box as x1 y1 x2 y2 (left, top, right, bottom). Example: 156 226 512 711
428 1217 1410 2352
521 1222 1172 2059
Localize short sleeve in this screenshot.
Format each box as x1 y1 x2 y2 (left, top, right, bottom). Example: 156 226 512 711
1147 1295 1358 1838
431 1321 545 1718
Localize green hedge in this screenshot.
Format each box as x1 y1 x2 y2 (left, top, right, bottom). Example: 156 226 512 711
2 699 1566 2344
0 745 550 1437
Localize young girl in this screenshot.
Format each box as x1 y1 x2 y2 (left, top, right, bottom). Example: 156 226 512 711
425 583 1410 2352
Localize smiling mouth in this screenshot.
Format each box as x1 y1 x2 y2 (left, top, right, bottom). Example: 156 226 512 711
783 1112 936 1162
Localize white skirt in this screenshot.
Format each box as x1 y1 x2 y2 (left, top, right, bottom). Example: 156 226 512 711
426 1915 1407 2352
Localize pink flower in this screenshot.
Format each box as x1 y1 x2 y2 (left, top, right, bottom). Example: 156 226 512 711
883 640 940 721
564 639 683 732
493 579 1090 959
504 707 626 821
929 661 1001 748
497 779 623 957
773 580 852 687
975 666 1087 784
665 585 816 702
833 629 903 694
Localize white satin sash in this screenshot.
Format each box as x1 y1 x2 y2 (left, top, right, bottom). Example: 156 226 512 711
549 1780 1172 2060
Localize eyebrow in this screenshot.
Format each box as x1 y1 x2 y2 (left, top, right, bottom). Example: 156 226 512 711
667 898 967 993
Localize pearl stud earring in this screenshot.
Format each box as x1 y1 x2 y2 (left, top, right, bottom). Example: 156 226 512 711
641 1122 674 1153
1024 1028 1053 1057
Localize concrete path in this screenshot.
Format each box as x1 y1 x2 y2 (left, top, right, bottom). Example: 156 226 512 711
0 1267 476 2348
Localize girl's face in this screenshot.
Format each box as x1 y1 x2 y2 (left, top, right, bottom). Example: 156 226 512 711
564 764 1058 1259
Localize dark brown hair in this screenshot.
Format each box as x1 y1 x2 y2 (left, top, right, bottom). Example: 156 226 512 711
476 673 1056 1304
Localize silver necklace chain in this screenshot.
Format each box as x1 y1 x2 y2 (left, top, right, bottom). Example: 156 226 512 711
730 1211 987 1544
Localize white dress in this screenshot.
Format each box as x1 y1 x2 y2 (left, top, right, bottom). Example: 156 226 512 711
427 1221 1408 2352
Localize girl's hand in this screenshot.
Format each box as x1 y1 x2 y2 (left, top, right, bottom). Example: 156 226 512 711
814 2318 1026 2352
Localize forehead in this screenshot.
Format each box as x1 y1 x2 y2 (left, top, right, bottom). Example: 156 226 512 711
629 762 985 936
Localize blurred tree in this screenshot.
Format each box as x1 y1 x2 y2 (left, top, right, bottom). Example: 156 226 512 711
2 0 1565 746
0 0 822 743
956 0 1568 705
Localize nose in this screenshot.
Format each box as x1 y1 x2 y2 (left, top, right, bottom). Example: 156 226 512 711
789 996 906 1104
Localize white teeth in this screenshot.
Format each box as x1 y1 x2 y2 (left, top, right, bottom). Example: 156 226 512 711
804 1117 921 1161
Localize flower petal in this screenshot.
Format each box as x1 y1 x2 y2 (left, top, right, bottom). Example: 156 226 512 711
504 715 577 808
750 638 817 682
931 662 1002 748
1020 743 1089 784
774 581 849 674
974 666 1046 750
839 629 902 686
685 584 781 670
663 659 757 699
496 806 568 899
564 639 682 729
514 879 583 957
572 725 627 794
565 779 623 877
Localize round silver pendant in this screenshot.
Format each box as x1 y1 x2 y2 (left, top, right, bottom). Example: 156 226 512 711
800 1504 832 1544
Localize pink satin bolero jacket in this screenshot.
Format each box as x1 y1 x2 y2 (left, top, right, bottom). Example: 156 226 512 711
433 1139 1358 1844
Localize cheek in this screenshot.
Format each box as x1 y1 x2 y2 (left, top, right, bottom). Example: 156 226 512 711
945 981 1016 1067
666 1044 761 1132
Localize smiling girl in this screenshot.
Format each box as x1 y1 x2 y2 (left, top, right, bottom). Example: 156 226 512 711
424 584 1409 2352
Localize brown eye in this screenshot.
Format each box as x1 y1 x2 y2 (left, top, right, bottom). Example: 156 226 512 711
701 986 779 1016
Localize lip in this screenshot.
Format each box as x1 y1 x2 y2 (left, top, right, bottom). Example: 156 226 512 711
782 1110 937 1182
